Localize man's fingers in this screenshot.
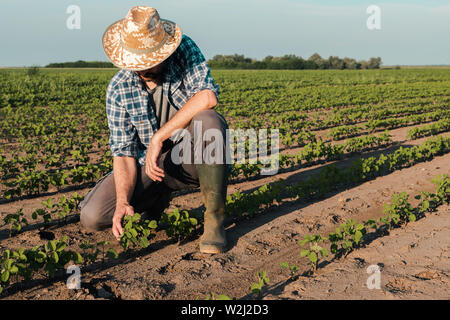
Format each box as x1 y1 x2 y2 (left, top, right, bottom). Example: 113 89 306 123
112 216 124 241
117 222 123 236
151 153 164 175
126 206 135 216
150 172 162 182
145 163 161 181
145 167 156 181
112 225 120 240
145 164 163 182
152 164 164 175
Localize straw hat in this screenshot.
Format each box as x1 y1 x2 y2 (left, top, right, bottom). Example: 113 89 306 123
102 6 182 71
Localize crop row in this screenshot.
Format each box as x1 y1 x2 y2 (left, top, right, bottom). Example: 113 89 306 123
231 131 392 180
406 118 450 140
226 135 449 218
2 192 84 236
234 100 448 134
258 108 449 150
1 135 447 296
207 174 449 299
0 130 391 199
220 74 450 116
297 174 449 273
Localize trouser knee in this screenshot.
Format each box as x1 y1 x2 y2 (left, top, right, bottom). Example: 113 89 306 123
188 110 228 165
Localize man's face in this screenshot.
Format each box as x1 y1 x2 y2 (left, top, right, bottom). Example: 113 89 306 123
135 61 166 82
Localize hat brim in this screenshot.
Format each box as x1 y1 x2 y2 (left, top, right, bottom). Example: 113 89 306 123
102 19 182 71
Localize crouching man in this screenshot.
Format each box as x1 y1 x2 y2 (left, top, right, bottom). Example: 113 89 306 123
79 6 229 253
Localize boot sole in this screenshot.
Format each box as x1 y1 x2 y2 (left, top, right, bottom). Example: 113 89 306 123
199 243 226 254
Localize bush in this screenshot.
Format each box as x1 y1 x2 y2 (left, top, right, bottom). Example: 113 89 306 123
26 66 40 76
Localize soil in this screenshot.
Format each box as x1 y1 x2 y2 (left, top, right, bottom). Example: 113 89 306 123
0 127 449 300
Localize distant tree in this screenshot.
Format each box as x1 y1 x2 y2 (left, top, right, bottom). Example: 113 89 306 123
343 57 359 69
207 53 382 70
368 57 382 69
308 53 325 69
359 60 369 69
45 60 115 68
328 56 345 69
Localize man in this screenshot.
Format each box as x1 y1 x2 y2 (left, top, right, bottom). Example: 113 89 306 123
79 6 229 254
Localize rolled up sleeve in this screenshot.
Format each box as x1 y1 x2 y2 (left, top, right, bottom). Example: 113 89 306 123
106 87 138 158
181 37 220 102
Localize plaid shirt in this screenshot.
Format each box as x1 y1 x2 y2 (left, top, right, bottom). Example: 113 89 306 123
106 35 220 166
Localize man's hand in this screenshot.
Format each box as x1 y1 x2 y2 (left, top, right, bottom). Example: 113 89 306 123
112 202 135 240
145 135 165 182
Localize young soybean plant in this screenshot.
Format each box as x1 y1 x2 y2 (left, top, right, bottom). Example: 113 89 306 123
415 174 450 216
299 234 328 273
96 241 118 264
159 208 198 242
0 249 26 295
120 213 158 250
32 207 53 228
280 262 299 278
432 174 449 204
381 192 416 229
79 240 99 265
328 219 366 258
2 209 28 237
42 236 83 278
250 271 270 298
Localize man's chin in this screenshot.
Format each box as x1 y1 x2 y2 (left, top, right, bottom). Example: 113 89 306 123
137 73 163 82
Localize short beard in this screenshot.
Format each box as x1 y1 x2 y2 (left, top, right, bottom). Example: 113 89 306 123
136 62 167 83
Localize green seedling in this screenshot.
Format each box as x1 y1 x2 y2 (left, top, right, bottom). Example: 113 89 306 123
120 213 158 250
31 208 52 228
432 174 449 204
78 240 99 265
2 209 28 237
299 234 328 272
96 241 118 264
70 192 84 210
381 192 416 229
250 271 270 297
42 236 82 278
364 219 378 230
415 191 441 215
328 219 366 257
414 175 449 215
280 262 299 278
159 208 198 241
1 250 20 290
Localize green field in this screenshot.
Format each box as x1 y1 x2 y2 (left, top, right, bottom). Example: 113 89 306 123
0 68 449 297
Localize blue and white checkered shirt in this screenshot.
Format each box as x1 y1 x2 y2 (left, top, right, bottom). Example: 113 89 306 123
106 35 220 166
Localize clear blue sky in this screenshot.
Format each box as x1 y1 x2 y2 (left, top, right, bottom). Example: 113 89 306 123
1 0 449 66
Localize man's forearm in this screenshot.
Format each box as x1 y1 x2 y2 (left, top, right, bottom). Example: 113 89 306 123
113 156 138 205
152 89 217 143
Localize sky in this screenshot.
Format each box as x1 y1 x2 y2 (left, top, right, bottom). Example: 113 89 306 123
0 0 449 67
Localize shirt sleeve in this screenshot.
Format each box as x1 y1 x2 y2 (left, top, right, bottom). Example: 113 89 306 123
106 85 138 158
179 36 220 102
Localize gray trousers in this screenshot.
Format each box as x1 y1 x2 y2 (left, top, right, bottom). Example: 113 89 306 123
79 109 228 231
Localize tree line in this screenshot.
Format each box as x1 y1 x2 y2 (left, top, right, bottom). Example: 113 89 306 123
45 60 115 68
207 54 382 70
44 54 382 70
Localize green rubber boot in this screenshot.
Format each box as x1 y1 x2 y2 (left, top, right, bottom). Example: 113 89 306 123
196 164 228 254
